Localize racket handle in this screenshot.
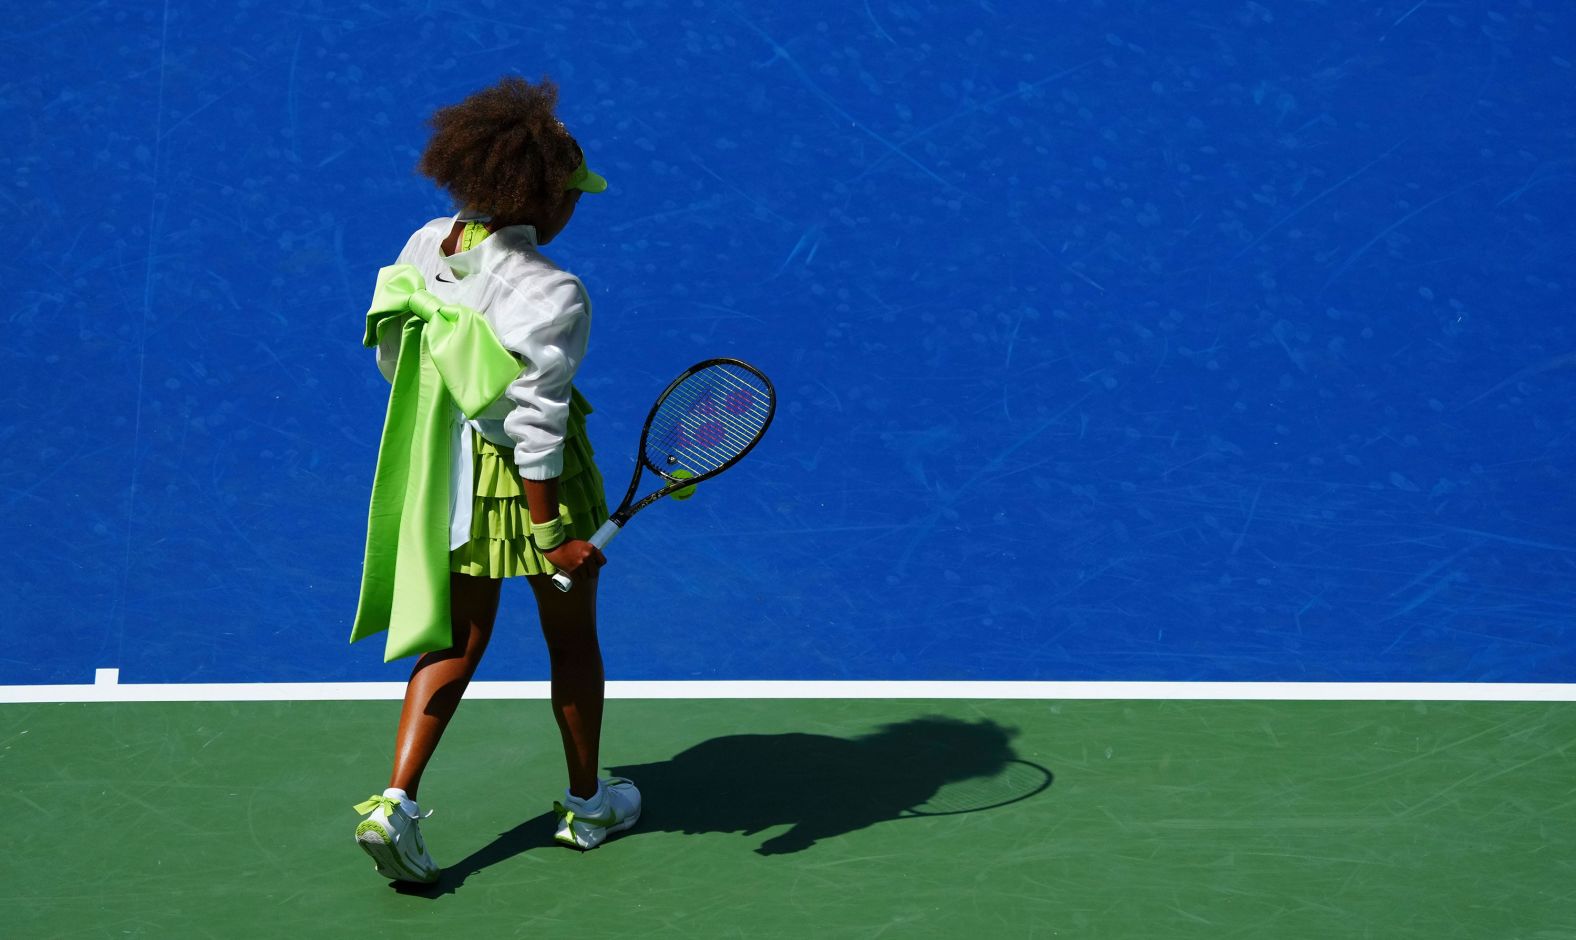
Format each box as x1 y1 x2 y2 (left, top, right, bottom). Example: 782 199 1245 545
551 519 623 592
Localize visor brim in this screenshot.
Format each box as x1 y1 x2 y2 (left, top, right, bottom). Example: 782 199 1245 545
568 165 608 194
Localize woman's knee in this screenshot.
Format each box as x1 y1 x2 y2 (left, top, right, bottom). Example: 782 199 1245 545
542 622 600 661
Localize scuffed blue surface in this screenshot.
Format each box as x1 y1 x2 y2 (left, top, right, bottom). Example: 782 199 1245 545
2 1 1573 683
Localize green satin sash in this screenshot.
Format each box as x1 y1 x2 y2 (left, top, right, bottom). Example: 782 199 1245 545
351 262 522 661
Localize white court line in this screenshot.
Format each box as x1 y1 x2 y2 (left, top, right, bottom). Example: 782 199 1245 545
2 679 1576 704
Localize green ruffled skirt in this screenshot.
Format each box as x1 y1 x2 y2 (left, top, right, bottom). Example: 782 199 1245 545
448 388 609 579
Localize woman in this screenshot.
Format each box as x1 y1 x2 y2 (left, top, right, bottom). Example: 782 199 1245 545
350 76 638 884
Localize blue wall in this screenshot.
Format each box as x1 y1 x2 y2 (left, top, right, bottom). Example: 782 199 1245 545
3 1 1573 683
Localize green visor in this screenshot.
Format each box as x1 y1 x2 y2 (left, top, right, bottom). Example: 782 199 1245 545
566 159 608 194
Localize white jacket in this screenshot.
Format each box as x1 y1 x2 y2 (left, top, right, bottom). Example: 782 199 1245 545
374 215 592 549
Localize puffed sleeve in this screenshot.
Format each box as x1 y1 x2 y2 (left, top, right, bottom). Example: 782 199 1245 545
497 275 592 480
373 230 427 384
374 316 403 384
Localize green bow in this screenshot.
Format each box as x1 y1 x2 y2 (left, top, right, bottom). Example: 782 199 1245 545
350 264 524 662
353 794 402 816
353 794 432 819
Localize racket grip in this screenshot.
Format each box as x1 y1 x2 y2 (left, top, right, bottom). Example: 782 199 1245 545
551 519 623 592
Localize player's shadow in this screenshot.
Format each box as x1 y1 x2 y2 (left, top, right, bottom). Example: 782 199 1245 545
611 715 1048 856
397 715 1048 897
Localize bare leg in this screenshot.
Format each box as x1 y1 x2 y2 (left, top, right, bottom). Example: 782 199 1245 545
526 569 604 800
388 571 502 799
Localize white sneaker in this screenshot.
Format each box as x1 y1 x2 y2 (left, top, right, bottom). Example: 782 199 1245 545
553 777 641 850
353 788 439 883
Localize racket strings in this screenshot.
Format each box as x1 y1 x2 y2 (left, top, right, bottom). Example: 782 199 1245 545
661 368 770 440
692 371 771 437
661 384 759 444
646 364 773 478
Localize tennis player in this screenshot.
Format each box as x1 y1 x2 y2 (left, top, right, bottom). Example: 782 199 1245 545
349 77 640 884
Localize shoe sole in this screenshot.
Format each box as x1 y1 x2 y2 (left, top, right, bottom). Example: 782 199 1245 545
554 808 642 850
355 819 440 883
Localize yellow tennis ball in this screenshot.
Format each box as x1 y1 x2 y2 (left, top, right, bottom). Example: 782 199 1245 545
669 468 697 501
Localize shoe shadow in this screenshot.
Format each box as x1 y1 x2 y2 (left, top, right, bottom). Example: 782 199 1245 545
391 811 556 898
396 715 1052 895
609 715 1051 856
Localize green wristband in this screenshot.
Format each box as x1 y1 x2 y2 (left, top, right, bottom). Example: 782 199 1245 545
529 517 566 553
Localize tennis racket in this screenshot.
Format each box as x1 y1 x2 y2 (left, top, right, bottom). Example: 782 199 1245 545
552 357 777 591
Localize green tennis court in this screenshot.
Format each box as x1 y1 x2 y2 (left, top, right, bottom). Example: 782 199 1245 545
8 697 1572 937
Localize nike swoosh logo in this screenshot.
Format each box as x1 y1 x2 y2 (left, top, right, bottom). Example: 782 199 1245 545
435 273 455 283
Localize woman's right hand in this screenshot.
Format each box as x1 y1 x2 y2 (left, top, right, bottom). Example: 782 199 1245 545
544 539 606 580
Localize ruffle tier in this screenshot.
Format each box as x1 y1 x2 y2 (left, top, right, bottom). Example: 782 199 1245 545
448 388 609 578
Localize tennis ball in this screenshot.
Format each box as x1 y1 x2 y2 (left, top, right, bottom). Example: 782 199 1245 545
669 468 697 501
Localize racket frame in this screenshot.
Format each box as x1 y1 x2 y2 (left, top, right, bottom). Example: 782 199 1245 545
551 357 776 591
614 356 777 524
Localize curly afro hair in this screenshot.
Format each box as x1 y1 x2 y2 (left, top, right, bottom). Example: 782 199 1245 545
417 76 582 224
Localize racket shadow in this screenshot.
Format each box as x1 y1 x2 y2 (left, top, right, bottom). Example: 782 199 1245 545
608 716 1053 856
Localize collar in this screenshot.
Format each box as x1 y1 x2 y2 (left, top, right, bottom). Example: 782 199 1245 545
442 214 540 279
453 211 539 246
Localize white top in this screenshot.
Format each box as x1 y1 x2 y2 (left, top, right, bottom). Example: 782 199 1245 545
374 214 592 549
